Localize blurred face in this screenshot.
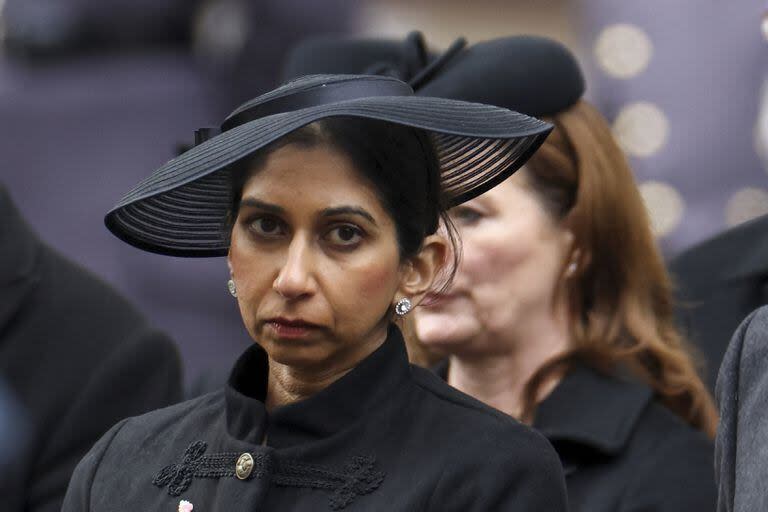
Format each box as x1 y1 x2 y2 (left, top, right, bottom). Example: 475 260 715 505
228 144 404 371
414 169 573 356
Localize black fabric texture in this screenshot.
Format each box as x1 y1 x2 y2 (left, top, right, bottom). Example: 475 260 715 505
281 35 585 118
434 361 716 511
280 32 437 84
62 326 568 511
0 185 183 512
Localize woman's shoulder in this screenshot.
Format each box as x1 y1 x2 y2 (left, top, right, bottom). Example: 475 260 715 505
109 391 225 444
408 365 559 457
633 399 712 456
410 364 514 424
627 399 713 476
62 392 226 510
407 367 568 510
615 401 716 509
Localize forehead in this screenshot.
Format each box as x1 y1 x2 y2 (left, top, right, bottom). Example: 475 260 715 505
467 168 530 206
240 143 387 216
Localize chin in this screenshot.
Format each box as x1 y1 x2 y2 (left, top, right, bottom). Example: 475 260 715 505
414 314 478 352
268 344 332 370
259 335 330 367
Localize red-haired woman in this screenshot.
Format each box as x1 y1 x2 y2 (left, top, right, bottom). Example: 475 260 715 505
414 36 718 512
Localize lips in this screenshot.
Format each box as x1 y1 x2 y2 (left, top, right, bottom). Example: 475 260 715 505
267 317 319 328
265 317 321 339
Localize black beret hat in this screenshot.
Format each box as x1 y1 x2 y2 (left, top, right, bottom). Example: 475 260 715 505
418 35 584 117
281 31 438 84
282 33 585 117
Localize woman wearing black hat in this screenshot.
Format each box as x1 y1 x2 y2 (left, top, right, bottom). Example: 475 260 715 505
61 74 568 511
281 32 721 512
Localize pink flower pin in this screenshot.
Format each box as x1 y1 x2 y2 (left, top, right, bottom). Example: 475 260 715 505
178 500 193 512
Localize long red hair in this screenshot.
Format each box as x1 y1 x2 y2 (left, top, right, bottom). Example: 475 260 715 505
520 100 717 436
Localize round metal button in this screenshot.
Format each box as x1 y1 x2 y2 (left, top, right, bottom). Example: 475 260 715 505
235 453 254 480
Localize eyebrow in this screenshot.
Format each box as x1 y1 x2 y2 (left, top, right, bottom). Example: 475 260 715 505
321 206 377 225
239 198 285 215
239 198 377 226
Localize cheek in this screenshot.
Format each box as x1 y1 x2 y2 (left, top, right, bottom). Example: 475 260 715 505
458 227 547 331
229 236 262 289
326 258 400 318
228 233 278 319
359 263 399 299
460 232 530 289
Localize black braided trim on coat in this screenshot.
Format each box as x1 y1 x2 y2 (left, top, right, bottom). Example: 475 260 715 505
152 441 385 510
274 455 385 510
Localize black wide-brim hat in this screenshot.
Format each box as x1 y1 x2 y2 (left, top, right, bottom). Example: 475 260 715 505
105 74 552 257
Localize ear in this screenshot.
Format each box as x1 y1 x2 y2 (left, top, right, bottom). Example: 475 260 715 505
558 213 592 268
560 229 591 278
226 250 233 275
396 234 449 307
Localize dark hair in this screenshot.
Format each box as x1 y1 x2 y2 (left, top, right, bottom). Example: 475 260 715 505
227 117 459 283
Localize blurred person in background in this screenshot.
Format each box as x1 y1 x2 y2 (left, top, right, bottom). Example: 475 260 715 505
0 380 29 483
63 74 568 511
411 36 718 511
709 14 768 511
280 32 719 510
0 185 183 512
670 213 768 390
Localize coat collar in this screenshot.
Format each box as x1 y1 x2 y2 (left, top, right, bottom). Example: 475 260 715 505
433 359 652 456
0 186 42 333
533 364 653 455
225 324 411 448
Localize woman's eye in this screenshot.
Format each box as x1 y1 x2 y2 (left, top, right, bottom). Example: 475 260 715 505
451 207 483 225
248 216 285 237
325 225 364 247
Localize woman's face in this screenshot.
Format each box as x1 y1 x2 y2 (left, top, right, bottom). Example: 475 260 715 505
229 145 401 370
228 144 405 371
414 169 573 356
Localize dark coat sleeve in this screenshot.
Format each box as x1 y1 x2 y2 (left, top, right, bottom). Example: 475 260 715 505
426 425 568 511
715 305 768 512
60 418 129 511
22 329 182 512
619 429 716 511
0 193 184 512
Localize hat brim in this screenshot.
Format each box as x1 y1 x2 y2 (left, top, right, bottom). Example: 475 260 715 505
105 95 551 257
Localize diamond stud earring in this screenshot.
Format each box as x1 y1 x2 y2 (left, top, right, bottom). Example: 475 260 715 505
227 278 237 298
395 297 412 316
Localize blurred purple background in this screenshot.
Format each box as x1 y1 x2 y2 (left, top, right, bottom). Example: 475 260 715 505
0 0 353 383
2 0 766 384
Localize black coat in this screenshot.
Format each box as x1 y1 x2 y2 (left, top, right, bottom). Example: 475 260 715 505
63 326 568 511
0 186 183 512
669 214 768 391
535 364 716 511
433 362 717 511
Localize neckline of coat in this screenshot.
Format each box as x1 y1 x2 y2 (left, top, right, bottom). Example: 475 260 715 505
225 324 411 448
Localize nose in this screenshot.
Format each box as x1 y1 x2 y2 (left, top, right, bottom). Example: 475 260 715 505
273 236 316 300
